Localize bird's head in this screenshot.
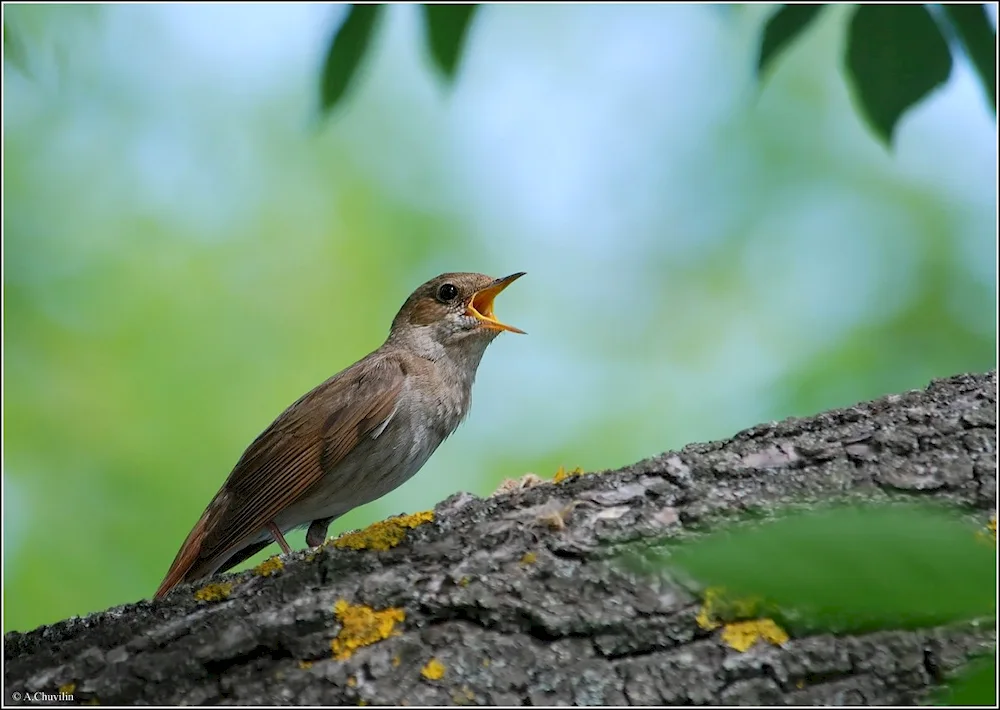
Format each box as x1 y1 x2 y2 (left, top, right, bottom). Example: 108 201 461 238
389 272 526 357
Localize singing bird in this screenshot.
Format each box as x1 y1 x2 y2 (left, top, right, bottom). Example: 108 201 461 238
155 272 525 598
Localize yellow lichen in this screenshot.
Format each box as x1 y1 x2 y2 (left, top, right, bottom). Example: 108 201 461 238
392 655 401 668
520 551 537 565
696 586 764 630
421 658 446 681
331 599 406 661
194 582 233 602
298 660 313 670
59 683 76 695
553 466 584 483
358 701 368 707
695 587 724 630
482 658 491 668
458 576 470 587
254 556 284 577
452 686 476 704
333 511 434 551
347 676 357 688
721 619 789 652
695 604 721 631
85 698 100 706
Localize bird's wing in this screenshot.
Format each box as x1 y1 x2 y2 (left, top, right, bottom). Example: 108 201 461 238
204 355 407 560
155 354 405 597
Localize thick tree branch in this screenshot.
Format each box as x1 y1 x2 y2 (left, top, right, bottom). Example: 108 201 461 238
4 371 996 705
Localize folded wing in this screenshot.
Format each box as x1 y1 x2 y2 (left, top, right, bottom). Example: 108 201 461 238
154 354 405 598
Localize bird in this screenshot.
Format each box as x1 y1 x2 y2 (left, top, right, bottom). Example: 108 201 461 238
154 271 525 599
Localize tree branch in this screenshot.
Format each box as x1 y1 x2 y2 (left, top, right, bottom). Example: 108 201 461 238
5 371 996 705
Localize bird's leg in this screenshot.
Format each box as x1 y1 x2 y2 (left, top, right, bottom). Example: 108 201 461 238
267 522 292 554
306 517 334 547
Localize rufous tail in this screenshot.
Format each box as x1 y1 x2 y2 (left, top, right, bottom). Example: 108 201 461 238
154 512 210 599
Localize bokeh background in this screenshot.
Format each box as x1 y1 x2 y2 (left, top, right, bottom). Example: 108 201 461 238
3 4 995 633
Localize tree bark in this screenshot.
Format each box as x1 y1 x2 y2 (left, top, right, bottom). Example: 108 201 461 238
4 371 996 706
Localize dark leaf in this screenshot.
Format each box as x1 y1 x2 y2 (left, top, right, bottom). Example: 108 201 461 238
935 654 997 706
757 4 826 77
845 4 953 146
3 20 31 76
319 4 384 116
421 4 478 80
666 504 996 633
941 4 997 114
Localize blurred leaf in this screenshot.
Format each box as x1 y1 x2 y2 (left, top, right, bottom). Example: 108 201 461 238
666 504 996 632
421 4 478 80
319 4 384 116
757 4 826 77
845 4 953 147
934 654 997 706
940 4 997 114
3 20 31 75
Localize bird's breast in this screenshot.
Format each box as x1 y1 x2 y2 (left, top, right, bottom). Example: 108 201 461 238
283 379 469 527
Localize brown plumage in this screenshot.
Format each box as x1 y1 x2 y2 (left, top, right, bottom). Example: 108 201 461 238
155 272 524 599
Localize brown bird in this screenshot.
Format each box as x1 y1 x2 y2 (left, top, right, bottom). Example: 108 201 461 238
155 271 525 598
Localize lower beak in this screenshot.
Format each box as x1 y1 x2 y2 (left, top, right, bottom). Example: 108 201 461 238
466 272 526 334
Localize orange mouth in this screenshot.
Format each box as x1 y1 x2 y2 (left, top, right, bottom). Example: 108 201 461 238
466 272 526 334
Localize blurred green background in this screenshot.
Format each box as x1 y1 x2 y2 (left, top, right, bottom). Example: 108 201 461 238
3 4 995 633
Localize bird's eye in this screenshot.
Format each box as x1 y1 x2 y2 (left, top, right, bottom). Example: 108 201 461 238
437 283 459 302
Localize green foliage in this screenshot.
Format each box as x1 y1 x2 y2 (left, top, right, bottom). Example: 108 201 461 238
319 4 478 115
315 4 997 145
320 4 384 115
637 504 996 704
934 654 997 706
757 4 825 77
3 21 30 75
845 5 953 147
421 5 478 80
663 504 996 632
759 4 996 147
940 4 997 113
757 3 997 148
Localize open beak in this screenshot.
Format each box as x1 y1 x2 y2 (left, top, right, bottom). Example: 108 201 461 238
466 272 526 334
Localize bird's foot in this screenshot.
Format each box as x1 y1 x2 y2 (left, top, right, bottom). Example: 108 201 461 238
306 517 334 548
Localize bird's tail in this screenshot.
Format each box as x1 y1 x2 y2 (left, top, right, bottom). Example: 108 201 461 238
155 511 211 599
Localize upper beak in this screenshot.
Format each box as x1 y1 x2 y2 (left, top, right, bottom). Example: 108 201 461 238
466 272 526 334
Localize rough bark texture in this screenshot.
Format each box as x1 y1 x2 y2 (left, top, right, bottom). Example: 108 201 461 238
5 371 997 706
